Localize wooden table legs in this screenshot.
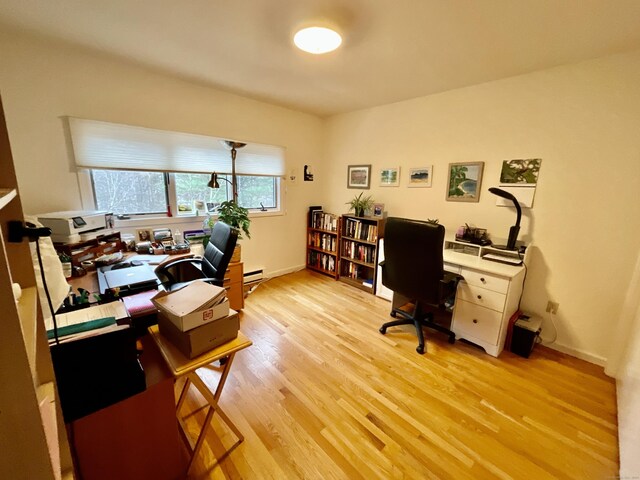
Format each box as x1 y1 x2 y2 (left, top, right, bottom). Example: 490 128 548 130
175 352 244 475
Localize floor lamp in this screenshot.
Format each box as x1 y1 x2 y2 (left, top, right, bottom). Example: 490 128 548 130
207 140 246 202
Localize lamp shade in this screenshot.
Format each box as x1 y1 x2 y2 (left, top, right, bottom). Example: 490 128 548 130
489 187 522 250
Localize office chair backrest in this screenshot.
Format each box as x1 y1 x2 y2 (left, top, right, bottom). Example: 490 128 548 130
382 217 445 305
201 221 238 281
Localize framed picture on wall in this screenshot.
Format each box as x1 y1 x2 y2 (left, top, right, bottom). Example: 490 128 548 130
446 162 484 202
379 167 400 187
347 164 371 189
408 166 433 187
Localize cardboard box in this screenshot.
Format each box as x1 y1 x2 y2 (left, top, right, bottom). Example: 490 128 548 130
152 281 228 332
157 310 239 359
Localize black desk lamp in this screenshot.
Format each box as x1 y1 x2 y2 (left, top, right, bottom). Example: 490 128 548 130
489 187 521 250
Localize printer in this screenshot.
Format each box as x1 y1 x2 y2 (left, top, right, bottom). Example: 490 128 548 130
37 210 109 243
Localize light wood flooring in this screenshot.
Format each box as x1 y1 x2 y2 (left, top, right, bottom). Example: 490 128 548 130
181 270 618 479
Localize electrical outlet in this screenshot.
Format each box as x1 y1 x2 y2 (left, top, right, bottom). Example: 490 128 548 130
546 301 559 314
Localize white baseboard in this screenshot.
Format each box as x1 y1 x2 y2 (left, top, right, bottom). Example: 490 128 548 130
544 341 607 367
266 264 306 279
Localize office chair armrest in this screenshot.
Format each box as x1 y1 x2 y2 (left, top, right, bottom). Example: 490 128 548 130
439 272 462 300
154 257 204 287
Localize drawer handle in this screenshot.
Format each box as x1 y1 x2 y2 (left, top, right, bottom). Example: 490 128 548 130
473 319 478 324
477 295 482 300
480 277 486 283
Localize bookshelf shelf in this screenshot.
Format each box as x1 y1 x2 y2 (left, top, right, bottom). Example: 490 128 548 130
338 215 385 294
306 209 339 279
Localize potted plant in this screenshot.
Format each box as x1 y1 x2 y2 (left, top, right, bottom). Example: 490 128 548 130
346 192 374 217
215 200 251 262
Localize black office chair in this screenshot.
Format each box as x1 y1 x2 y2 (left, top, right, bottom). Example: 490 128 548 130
155 221 238 292
378 217 459 354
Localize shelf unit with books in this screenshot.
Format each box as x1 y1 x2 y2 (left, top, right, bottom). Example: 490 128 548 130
306 210 340 279
339 215 386 293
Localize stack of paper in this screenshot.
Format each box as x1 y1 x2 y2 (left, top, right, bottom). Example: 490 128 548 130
46 301 129 341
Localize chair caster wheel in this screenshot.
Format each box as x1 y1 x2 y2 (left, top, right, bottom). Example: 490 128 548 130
416 345 425 354
448 336 456 344
379 327 387 335
390 311 397 318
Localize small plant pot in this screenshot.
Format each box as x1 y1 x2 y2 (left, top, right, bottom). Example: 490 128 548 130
231 244 241 263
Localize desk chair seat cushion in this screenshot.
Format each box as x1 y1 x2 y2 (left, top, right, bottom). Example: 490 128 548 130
155 221 238 291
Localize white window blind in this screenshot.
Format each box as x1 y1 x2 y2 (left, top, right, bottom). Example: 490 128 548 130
68 118 286 176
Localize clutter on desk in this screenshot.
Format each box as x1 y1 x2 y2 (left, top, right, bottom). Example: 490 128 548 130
455 224 491 246
94 251 124 266
53 230 123 267
59 252 73 279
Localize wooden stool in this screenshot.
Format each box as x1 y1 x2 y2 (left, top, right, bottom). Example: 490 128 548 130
148 326 252 475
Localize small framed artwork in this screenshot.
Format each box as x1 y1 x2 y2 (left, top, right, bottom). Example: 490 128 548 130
373 203 385 218
380 167 400 187
408 166 433 187
136 229 152 242
446 162 484 202
347 164 371 189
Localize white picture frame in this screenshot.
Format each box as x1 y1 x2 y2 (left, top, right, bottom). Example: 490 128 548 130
380 167 400 187
408 166 433 187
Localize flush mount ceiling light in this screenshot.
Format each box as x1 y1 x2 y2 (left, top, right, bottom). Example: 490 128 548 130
294 26 342 54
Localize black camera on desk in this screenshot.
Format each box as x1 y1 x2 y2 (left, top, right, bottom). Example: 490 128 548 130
455 224 491 246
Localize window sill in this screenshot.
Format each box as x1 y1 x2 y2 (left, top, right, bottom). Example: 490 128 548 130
113 209 284 229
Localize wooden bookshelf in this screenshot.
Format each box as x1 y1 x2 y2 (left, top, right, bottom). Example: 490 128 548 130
338 215 385 293
0 96 73 479
306 210 339 279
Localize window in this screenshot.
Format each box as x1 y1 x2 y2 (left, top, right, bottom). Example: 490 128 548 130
90 169 280 216
92 170 168 215
70 118 286 217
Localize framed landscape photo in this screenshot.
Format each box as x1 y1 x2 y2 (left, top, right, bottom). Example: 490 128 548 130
446 162 484 202
347 164 371 189
408 166 433 187
380 167 400 187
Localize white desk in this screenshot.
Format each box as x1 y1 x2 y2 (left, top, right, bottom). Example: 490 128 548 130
444 239 527 357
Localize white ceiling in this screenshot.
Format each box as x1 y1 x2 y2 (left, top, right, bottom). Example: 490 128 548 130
2 0 640 117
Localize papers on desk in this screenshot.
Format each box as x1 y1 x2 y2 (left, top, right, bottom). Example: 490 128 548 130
47 301 129 341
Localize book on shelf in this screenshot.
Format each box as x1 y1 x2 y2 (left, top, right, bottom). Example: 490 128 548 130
312 211 338 232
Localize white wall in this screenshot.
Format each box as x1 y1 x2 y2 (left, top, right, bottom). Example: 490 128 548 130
0 29 326 277
324 51 640 362
606 251 640 475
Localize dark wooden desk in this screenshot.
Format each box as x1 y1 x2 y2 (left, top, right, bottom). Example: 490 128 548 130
65 270 188 480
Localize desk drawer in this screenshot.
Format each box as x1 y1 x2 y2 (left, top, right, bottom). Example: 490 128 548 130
453 299 502 345
457 282 506 312
459 268 509 294
225 262 243 284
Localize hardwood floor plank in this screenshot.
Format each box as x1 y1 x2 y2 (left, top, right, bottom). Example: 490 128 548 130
178 270 617 479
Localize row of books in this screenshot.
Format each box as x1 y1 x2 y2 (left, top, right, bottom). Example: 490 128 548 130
311 211 338 232
341 240 376 264
308 251 337 272
342 218 378 242
308 232 337 252
340 262 373 286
